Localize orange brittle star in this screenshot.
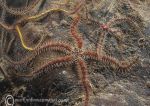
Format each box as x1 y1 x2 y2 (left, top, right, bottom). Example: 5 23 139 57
0 1 140 106
12 14 139 106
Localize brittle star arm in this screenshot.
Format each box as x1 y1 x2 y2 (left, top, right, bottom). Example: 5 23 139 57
70 14 83 49
14 55 74 82
107 18 145 38
0 21 14 30
93 17 140 69
16 1 84 24
82 51 139 71
15 25 44 51
0 0 84 29
0 1 82 30
6 34 15 54
14 2 84 51
70 14 91 106
9 42 73 79
0 0 42 15
96 31 106 56
6 41 72 66
15 53 91 106
76 58 91 106
97 26 124 56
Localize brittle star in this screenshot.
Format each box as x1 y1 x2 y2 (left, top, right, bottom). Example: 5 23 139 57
84 16 141 70
0 0 84 51
0 28 15 80
12 14 138 106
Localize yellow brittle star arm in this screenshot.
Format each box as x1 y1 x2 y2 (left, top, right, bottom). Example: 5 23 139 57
15 2 83 51
15 9 72 51
15 25 34 51
26 3 84 22
27 8 69 21
15 1 83 24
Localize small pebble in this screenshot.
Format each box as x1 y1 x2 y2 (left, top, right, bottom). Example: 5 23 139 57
146 81 150 88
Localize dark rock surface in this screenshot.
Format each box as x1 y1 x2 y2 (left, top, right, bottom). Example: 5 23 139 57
0 0 150 106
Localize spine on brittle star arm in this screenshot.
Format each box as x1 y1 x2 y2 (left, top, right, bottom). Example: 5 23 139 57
70 15 83 49
16 55 74 81
77 59 91 106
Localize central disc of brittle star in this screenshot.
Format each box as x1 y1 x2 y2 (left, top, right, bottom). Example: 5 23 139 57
71 48 83 58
